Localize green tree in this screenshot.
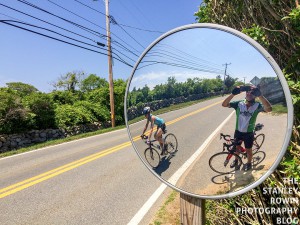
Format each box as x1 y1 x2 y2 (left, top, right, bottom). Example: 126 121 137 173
0 88 35 134
54 104 94 129
6 82 38 97
49 90 79 105
52 71 84 93
81 74 108 92
113 79 127 125
224 76 236 91
23 92 56 129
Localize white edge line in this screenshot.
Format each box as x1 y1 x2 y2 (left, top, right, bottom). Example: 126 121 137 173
0 127 126 161
127 111 235 225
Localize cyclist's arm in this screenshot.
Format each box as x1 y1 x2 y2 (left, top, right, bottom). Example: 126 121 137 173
148 117 155 141
258 95 272 112
222 94 235 107
142 120 149 135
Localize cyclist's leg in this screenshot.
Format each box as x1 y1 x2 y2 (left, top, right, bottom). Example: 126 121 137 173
244 132 254 163
244 132 255 170
155 126 164 149
234 130 244 157
230 130 247 167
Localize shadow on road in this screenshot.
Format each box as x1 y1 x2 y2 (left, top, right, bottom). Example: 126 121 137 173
154 150 178 176
210 151 267 194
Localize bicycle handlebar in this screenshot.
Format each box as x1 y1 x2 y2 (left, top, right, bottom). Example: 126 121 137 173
140 134 156 146
220 133 232 141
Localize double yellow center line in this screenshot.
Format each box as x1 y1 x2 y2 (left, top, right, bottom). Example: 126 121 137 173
0 100 223 199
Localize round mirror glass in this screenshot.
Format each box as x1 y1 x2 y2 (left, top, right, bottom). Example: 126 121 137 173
124 24 293 199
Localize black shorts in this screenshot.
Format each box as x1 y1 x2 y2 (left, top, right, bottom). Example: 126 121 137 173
157 123 166 134
234 130 254 149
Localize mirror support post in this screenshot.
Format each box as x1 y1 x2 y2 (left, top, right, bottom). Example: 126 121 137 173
180 193 206 225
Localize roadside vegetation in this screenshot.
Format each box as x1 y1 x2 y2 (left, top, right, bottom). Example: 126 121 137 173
152 1 300 225
0 72 238 156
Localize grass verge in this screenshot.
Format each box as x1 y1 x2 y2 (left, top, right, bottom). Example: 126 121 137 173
271 104 288 115
150 191 180 225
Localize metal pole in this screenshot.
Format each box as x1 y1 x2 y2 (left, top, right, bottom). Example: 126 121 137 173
223 63 231 95
105 0 115 127
180 193 206 225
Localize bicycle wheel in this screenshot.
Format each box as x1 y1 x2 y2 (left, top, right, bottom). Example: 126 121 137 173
252 151 266 167
253 134 265 154
144 148 161 168
164 133 178 154
209 152 242 174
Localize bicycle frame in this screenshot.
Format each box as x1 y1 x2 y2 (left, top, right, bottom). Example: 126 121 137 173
220 123 264 162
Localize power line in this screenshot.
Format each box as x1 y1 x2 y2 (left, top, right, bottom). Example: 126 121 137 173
0 3 138 65
74 0 106 16
0 12 22 21
155 43 224 69
0 2 140 59
69 0 144 54
3 20 106 50
138 60 224 74
15 0 143 56
110 16 145 50
115 0 147 31
129 0 156 30
0 3 103 45
16 0 106 37
49 0 143 55
144 51 224 73
117 23 164 33
0 20 133 67
47 0 106 32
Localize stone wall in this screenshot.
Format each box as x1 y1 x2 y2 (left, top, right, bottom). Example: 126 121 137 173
0 122 109 153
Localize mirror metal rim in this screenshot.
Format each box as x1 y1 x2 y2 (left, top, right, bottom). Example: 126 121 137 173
124 23 294 199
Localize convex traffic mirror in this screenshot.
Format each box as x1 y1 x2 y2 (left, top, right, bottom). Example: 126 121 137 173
124 23 293 199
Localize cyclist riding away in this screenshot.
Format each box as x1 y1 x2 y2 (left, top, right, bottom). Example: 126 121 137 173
141 106 167 155
222 85 272 171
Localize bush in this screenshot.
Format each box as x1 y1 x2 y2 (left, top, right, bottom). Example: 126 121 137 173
0 89 35 134
54 104 95 129
23 92 56 129
74 101 110 122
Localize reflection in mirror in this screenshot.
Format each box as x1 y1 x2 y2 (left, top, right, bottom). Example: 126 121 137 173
125 27 288 197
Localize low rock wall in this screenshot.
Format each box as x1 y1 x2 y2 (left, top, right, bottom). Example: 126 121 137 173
0 122 109 153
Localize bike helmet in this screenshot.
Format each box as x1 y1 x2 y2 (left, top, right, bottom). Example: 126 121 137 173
142 106 151 115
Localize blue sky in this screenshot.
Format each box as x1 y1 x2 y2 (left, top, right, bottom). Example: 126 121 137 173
130 27 277 90
0 0 200 92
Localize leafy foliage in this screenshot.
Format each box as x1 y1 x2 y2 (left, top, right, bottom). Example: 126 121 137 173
22 92 56 129
195 1 300 224
6 82 39 97
81 74 108 92
128 76 224 107
0 88 35 134
0 73 125 134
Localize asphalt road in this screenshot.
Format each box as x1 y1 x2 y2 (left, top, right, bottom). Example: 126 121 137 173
0 95 288 224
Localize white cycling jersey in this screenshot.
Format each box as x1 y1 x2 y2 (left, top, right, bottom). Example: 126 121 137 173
229 100 264 133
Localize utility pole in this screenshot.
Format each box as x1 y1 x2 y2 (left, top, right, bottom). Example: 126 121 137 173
222 63 231 95
105 0 115 127
243 77 246 85
180 193 206 225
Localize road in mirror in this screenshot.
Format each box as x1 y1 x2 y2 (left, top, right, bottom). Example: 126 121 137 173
125 27 288 197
